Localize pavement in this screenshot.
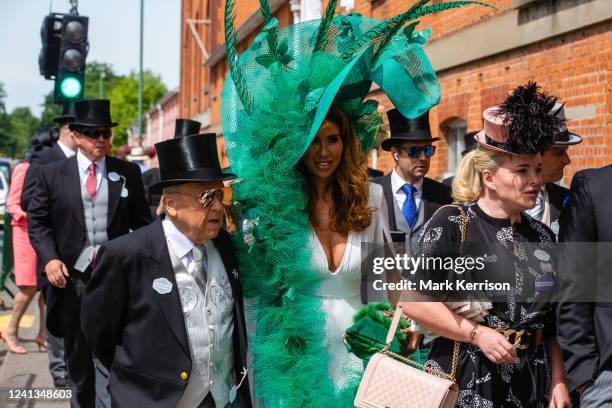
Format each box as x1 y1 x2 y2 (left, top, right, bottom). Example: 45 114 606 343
0 229 70 407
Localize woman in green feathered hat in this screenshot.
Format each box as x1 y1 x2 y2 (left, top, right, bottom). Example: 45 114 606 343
221 0 493 406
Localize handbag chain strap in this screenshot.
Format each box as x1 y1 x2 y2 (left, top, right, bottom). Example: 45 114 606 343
382 307 460 382
382 204 468 383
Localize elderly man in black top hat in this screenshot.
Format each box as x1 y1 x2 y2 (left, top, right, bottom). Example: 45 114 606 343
373 109 452 253
28 99 152 407
525 102 583 235
82 133 252 408
141 118 202 216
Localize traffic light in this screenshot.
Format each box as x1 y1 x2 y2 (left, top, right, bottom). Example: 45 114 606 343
39 14 63 79
54 14 89 103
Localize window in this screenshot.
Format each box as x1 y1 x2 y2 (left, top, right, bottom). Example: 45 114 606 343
443 118 467 178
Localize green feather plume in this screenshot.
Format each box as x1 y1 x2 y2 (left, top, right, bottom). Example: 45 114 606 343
259 0 279 58
371 0 430 63
313 0 340 52
343 0 496 60
225 0 254 112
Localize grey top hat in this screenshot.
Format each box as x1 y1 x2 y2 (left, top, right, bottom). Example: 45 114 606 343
549 102 582 146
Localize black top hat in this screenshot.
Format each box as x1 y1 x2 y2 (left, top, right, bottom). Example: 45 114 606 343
549 102 582 146
174 119 201 138
151 133 236 193
381 109 439 151
53 102 76 124
68 99 119 130
462 130 479 156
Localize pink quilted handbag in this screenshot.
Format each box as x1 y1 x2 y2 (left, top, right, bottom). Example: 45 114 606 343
354 305 460 408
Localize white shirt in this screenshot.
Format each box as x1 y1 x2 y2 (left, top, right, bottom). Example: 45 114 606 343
525 186 546 222
162 217 198 274
390 168 423 211
76 150 106 190
57 140 76 158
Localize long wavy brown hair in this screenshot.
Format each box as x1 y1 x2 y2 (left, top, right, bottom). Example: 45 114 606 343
299 105 374 235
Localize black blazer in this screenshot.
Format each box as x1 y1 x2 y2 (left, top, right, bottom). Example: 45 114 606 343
21 143 67 212
372 174 453 231
81 220 252 408
557 165 612 393
21 143 71 290
141 167 161 214
28 155 152 335
546 182 569 224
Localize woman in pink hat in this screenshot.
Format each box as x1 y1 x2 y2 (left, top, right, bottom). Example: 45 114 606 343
400 82 570 407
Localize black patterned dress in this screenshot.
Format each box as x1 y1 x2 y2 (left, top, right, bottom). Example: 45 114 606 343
417 201 557 408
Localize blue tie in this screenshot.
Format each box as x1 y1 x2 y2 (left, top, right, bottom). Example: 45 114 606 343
401 184 417 228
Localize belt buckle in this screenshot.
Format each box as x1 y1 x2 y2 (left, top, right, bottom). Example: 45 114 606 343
499 328 528 350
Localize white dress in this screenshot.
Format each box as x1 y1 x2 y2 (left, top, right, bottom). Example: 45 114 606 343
308 182 390 390
246 183 390 404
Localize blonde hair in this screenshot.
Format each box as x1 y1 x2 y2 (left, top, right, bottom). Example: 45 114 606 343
452 147 508 203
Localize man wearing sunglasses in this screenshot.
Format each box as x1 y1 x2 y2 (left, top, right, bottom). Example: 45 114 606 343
81 133 251 407
373 109 452 254
28 99 152 407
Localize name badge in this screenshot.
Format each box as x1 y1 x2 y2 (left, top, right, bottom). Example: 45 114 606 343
152 278 173 294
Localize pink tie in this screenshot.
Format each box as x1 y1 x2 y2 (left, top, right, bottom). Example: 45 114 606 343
86 163 97 199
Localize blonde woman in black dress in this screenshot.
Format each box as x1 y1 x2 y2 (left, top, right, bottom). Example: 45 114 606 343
400 83 570 407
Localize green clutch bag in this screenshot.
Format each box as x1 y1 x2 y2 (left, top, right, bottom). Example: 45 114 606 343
344 302 429 366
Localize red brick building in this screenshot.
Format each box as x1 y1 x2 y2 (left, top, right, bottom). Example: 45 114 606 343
180 0 611 184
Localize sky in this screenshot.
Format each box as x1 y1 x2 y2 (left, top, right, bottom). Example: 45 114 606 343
0 0 180 117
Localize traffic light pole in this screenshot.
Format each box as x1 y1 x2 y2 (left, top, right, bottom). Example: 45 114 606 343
137 0 144 146
69 0 78 15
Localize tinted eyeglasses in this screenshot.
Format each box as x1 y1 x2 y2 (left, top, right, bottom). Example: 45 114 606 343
198 188 225 208
79 129 112 139
403 145 436 158
174 188 225 208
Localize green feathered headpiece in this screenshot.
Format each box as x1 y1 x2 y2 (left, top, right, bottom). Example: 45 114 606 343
221 1 494 406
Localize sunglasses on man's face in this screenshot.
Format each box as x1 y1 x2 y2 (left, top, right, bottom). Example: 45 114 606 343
403 145 436 158
173 188 225 208
79 129 112 139
198 188 225 208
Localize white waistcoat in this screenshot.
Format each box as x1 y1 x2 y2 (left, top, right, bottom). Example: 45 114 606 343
168 240 236 408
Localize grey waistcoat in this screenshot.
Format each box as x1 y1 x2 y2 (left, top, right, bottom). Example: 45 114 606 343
74 177 109 272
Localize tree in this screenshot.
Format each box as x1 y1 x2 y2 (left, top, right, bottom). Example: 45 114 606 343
83 61 120 99
39 92 62 129
1 82 41 157
7 107 40 157
37 62 168 149
0 83 13 155
107 70 167 147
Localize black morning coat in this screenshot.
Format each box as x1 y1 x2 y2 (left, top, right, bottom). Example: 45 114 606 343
81 220 252 408
21 142 71 290
557 165 612 393
27 154 152 336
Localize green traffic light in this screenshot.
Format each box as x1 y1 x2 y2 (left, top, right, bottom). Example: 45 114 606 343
60 76 82 98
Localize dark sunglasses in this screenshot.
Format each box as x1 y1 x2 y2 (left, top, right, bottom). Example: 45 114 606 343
79 129 112 139
404 145 436 158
